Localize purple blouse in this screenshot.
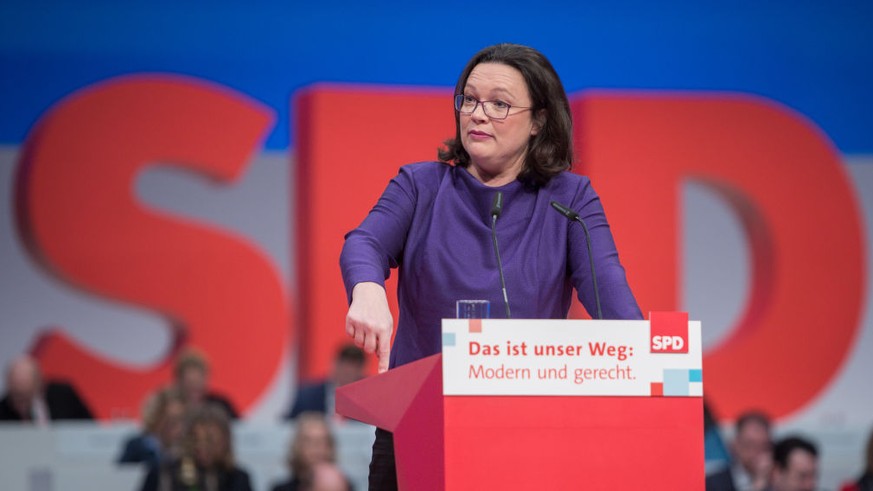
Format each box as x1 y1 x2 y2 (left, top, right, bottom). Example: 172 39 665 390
340 162 642 368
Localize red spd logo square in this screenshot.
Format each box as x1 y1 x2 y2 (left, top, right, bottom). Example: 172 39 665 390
650 311 689 353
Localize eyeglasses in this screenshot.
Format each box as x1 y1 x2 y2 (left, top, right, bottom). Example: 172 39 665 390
454 94 532 120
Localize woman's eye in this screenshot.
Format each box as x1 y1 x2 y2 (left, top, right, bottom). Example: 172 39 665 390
492 100 510 109
463 95 477 104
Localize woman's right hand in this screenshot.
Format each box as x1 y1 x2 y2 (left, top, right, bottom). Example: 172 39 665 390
346 282 394 373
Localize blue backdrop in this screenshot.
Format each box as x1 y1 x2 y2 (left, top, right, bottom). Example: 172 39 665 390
1 1 871 152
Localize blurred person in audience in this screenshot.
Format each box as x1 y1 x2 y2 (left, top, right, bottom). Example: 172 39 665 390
706 409 773 491
704 400 732 470
140 403 252 491
286 344 366 420
0 354 93 422
768 435 818 491
118 387 186 466
174 348 238 419
840 426 873 491
271 412 353 491
305 462 351 491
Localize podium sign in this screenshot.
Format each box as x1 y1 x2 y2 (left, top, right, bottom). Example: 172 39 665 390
442 316 702 396
336 312 705 490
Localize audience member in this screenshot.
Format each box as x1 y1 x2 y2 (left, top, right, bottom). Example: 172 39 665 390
769 436 818 491
117 387 186 466
140 403 252 491
305 462 351 491
704 400 732 469
0 354 93 422
840 426 873 491
286 344 365 420
174 349 239 419
706 409 773 491
271 412 352 491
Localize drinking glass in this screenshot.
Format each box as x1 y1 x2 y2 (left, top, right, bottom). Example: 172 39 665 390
456 299 490 319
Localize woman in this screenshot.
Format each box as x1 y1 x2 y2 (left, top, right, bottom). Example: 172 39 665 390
140 403 252 491
117 387 186 466
271 412 352 491
340 43 641 489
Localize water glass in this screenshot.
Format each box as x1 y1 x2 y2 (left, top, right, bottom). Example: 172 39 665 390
456 299 490 319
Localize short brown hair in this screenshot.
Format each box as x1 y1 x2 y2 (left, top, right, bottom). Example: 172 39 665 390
336 344 365 366
734 409 772 434
174 348 208 381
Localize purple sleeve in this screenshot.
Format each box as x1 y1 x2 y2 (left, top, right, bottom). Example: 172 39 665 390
568 180 644 320
339 167 417 303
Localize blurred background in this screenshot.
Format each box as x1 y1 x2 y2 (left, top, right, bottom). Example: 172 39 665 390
1 1 871 490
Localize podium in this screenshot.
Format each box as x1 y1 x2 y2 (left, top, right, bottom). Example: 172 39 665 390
336 312 704 490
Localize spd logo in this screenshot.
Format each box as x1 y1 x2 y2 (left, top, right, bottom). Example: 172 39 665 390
650 311 689 354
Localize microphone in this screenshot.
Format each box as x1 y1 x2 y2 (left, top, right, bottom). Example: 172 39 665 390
491 192 511 318
491 190 504 218
550 200 578 221
550 201 603 319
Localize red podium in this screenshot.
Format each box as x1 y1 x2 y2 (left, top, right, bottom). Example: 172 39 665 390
336 314 704 490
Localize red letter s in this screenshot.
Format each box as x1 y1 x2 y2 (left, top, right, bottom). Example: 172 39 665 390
16 75 288 418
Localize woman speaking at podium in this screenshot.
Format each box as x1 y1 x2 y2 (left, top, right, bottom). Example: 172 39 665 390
340 43 642 489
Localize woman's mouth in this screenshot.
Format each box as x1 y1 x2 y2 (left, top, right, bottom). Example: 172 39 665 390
468 129 492 140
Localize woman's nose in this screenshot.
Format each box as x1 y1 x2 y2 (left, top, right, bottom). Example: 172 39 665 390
471 102 489 121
